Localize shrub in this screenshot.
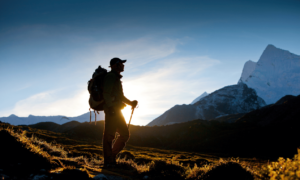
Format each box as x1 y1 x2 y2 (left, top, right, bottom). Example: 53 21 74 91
146 160 186 180
262 148 300 180
117 151 135 160
201 162 254 180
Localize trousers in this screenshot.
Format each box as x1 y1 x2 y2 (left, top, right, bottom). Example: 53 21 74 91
102 107 130 164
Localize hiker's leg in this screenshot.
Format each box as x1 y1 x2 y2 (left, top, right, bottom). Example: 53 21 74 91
111 110 130 157
103 109 117 165
103 132 115 164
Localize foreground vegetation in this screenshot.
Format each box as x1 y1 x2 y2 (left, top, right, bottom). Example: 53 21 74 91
1 122 299 179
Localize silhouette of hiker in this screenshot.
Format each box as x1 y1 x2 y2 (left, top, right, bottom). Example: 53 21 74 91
102 57 138 167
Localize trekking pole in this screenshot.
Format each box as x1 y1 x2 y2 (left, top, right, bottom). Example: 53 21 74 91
127 108 135 129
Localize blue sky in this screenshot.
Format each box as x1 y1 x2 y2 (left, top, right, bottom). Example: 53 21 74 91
1 0 300 125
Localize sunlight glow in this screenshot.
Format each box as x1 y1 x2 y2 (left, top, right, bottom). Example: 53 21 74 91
121 105 134 125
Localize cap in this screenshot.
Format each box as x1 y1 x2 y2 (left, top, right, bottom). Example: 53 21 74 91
109 57 126 67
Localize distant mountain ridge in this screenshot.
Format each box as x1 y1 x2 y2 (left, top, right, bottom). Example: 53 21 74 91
0 112 104 126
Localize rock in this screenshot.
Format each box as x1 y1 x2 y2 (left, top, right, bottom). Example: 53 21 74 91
143 175 149 179
54 169 90 180
94 174 108 180
32 174 48 180
134 158 152 165
201 162 254 180
117 151 135 160
0 174 9 179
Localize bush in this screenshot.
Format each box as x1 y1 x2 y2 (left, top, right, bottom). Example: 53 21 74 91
201 162 254 180
146 160 186 180
262 148 300 180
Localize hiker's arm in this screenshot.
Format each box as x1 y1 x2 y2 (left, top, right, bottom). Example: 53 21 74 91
122 95 131 105
103 74 116 108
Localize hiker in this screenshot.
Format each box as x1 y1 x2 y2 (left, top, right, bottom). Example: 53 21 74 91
102 57 138 167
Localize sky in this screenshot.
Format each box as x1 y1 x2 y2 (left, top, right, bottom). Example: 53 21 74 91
0 0 300 126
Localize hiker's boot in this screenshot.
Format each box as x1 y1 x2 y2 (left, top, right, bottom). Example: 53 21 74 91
103 156 116 168
103 134 114 168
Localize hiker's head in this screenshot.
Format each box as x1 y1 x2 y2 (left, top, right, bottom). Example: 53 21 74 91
110 57 126 72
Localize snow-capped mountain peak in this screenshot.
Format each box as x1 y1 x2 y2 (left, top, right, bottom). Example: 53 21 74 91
148 83 266 126
241 45 300 104
190 92 208 104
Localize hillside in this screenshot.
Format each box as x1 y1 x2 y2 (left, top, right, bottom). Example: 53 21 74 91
133 95 300 159
0 122 263 180
2 92 300 179
25 94 300 160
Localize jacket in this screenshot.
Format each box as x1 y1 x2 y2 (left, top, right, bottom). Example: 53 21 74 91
103 70 131 109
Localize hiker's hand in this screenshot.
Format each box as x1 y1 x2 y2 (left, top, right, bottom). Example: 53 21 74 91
108 107 115 116
131 100 138 109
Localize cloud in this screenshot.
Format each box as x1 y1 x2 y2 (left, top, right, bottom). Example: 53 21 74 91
70 37 179 70
6 88 90 117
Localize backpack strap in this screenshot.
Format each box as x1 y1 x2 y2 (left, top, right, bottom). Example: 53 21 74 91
89 108 99 125
94 110 96 125
95 111 99 125
89 108 92 124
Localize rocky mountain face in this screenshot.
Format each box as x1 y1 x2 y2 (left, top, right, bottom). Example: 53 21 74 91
147 104 198 126
147 83 266 126
240 44 300 104
0 111 104 126
194 83 265 120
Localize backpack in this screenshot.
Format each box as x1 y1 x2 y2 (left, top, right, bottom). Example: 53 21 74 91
88 66 107 124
